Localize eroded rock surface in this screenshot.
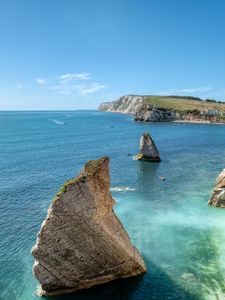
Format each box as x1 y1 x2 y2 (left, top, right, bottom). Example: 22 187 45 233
134 104 178 122
99 95 178 121
209 169 225 207
99 95 144 115
134 133 161 162
32 157 146 296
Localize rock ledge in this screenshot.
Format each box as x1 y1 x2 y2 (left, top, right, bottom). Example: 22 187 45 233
209 168 225 207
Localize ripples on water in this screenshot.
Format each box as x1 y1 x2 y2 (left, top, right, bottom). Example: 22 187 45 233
1 111 225 300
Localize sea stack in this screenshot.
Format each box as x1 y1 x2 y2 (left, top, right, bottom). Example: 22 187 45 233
134 132 161 162
209 168 225 207
31 157 146 296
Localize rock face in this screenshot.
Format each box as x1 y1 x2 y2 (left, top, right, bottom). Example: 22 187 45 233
32 157 146 296
134 133 161 162
99 95 145 115
134 104 178 122
99 95 178 122
209 169 225 207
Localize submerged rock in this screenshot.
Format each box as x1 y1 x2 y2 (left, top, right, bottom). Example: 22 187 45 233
181 273 196 281
31 157 146 296
209 169 225 207
134 132 161 162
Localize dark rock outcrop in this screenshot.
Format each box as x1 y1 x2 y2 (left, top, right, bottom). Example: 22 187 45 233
32 157 146 296
209 169 225 207
134 104 178 122
134 133 161 162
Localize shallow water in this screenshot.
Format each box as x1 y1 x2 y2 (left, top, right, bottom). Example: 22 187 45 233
1 111 225 300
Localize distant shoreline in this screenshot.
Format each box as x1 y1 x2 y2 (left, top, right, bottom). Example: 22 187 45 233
172 119 225 125
134 119 225 125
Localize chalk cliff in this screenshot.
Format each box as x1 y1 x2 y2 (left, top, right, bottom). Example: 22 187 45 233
99 95 177 122
98 95 145 115
209 169 225 207
32 157 146 296
134 133 161 162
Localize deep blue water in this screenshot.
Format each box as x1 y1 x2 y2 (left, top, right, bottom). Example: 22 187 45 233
1 111 225 300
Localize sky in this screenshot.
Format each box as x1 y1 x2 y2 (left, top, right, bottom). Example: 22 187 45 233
1 0 225 110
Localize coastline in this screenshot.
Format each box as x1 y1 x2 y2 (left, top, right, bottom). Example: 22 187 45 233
100 110 225 125
172 119 225 125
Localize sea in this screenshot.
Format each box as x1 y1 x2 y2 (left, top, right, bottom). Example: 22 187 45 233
1 110 225 300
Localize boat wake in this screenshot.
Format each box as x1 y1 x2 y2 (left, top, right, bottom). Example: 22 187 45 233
48 119 65 125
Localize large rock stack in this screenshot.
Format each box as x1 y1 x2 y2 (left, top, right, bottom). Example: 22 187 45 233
32 157 146 296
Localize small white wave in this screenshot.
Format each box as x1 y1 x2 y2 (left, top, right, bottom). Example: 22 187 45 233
110 186 136 192
49 119 65 125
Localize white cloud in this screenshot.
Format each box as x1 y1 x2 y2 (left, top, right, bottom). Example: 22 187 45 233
156 86 211 95
51 82 106 97
76 83 106 96
36 78 47 85
59 73 91 81
176 87 211 93
35 72 106 97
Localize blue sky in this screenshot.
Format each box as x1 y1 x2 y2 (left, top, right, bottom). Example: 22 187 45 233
1 0 225 110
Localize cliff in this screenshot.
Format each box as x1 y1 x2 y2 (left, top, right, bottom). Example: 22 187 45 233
32 157 146 296
99 95 225 123
98 95 145 115
209 169 225 207
99 95 177 121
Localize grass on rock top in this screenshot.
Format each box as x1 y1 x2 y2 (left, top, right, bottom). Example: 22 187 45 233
52 157 108 202
144 96 225 113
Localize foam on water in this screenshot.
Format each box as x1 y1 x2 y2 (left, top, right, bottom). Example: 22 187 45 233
110 186 136 192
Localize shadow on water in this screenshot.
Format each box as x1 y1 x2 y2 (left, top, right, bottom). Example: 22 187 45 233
136 160 161 185
44 261 201 300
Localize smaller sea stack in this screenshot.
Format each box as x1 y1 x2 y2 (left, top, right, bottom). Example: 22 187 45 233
134 132 161 162
209 169 225 207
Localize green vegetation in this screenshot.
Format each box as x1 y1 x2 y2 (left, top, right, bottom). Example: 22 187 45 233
84 156 107 174
144 96 225 113
52 157 107 202
134 153 143 160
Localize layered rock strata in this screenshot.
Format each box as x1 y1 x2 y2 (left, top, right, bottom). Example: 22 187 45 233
98 95 145 115
134 133 161 162
32 157 146 296
209 169 225 207
134 104 178 122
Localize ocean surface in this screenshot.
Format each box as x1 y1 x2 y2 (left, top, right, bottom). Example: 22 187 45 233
1 111 225 300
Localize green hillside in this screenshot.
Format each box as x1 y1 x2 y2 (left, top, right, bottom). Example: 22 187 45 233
144 96 225 113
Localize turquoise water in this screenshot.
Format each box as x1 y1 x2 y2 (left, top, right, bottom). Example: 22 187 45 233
1 111 225 300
